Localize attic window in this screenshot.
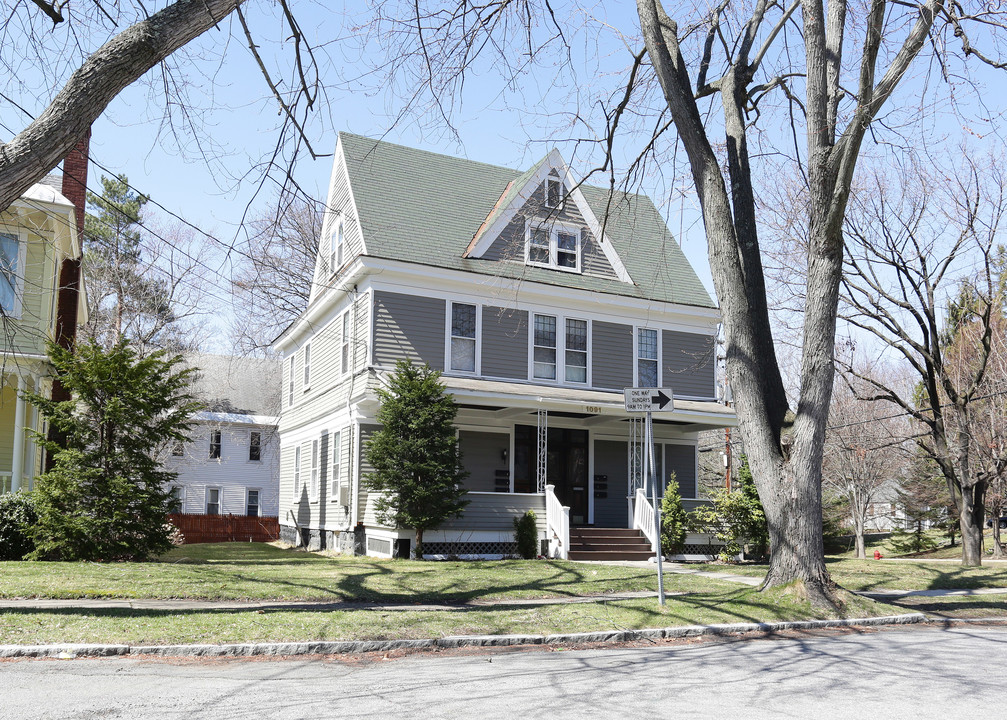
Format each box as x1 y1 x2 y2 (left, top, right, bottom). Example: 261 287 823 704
329 219 344 274
545 176 563 209
526 220 581 273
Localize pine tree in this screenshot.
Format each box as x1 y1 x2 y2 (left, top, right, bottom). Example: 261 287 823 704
660 473 688 555
25 339 202 561
364 361 469 559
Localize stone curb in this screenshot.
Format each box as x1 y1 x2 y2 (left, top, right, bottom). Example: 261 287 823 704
0 613 926 659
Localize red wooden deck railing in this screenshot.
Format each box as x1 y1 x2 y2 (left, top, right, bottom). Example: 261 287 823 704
167 513 280 544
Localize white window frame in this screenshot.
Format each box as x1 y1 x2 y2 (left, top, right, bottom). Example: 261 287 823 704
293 445 302 499
446 301 480 374
288 356 295 407
524 219 581 273
0 227 27 320
330 429 342 498
206 487 221 515
544 175 564 210
329 218 344 274
340 311 351 375
530 312 591 385
248 430 262 462
169 485 185 511
310 438 319 502
303 343 311 391
563 317 589 384
246 488 261 517
635 327 661 387
209 429 222 460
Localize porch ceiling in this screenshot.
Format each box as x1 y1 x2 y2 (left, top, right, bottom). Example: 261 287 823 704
440 376 738 430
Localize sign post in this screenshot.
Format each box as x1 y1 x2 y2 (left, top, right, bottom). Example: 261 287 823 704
624 387 675 606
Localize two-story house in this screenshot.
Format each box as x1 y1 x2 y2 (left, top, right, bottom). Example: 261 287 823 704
0 175 86 494
274 133 737 559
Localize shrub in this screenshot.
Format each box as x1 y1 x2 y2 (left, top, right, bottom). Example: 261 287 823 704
660 474 688 556
0 490 37 560
690 457 768 562
513 510 539 559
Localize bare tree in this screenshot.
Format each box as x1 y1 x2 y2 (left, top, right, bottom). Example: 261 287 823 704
824 364 910 559
842 161 1007 566
230 192 322 352
0 0 320 213
362 1 1007 602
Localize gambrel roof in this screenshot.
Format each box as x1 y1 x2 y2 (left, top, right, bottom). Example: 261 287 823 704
335 132 715 308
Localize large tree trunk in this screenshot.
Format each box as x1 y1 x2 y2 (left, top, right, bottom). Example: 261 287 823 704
959 482 986 566
853 515 866 560
0 0 247 212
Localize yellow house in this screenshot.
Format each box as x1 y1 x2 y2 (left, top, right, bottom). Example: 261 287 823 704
0 177 86 493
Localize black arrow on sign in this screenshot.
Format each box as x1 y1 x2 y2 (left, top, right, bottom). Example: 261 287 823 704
651 390 671 409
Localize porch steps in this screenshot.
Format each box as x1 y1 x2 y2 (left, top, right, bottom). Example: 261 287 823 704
567 527 654 562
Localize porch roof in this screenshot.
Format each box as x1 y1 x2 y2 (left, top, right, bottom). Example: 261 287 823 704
439 376 738 430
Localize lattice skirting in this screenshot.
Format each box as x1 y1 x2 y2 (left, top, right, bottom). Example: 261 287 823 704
423 541 519 558
682 543 721 555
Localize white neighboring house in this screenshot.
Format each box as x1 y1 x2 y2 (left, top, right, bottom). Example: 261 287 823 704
163 353 281 517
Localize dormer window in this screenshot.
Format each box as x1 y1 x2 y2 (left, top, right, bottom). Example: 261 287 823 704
526 220 581 273
545 175 563 209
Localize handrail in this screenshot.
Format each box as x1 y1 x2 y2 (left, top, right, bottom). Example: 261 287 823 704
544 484 570 560
633 488 658 553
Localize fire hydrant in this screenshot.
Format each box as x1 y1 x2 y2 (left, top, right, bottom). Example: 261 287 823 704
874 549 883 560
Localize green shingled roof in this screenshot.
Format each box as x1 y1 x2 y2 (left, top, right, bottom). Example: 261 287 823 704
339 132 715 308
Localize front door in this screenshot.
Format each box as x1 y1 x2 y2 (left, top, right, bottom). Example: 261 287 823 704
513 425 589 525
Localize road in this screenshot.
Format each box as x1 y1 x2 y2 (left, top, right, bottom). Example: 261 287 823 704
3 625 1003 719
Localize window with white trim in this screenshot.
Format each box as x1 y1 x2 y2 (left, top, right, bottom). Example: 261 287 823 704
310 439 319 501
637 328 659 386
303 343 311 389
293 446 302 498
525 221 581 272
171 440 184 457
246 489 260 517
545 176 564 209
533 314 557 380
169 485 184 512
450 302 477 372
206 487 220 515
340 312 351 374
249 431 261 462
0 231 24 318
329 219 344 273
564 319 588 383
209 430 221 459
330 430 341 497
288 356 295 406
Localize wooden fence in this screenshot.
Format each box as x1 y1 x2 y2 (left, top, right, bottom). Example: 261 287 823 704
167 513 280 544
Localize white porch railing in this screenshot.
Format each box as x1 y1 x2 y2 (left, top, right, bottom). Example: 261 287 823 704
633 488 659 553
545 484 570 560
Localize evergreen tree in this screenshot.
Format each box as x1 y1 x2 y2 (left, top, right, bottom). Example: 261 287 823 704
25 340 201 561
660 473 688 556
363 361 469 559
84 174 177 351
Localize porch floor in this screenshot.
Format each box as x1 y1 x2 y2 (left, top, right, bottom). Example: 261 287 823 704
567 527 653 562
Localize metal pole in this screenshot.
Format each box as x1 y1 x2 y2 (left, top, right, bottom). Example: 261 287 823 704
647 410 665 605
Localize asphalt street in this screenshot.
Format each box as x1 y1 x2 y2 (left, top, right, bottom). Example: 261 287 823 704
3 624 1003 719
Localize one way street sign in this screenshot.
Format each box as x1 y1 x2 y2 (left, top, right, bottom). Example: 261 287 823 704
624 387 675 412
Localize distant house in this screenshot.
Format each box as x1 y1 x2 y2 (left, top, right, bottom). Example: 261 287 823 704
273 133 737 559
163 353 280 517
0 175 86 494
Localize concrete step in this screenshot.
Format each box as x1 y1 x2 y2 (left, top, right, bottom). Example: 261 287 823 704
567 550 655 561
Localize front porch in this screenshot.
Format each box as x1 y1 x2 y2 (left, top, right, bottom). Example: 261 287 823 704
0 366 46 495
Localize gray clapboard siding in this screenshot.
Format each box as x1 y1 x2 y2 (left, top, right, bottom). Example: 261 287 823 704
483 182 618 280
593 440 629 528
459 430 511 493
592 321 633 390
372 290 446 370
481 306 528 379
665 443 697 499
357 424 392 528
663 330 716 399
439 493 546 532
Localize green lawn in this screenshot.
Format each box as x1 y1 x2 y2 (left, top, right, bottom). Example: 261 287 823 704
0 585 894 646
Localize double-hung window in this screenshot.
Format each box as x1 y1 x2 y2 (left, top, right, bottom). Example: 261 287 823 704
526 221 581 272
293 446 302 498
310 439 319 501
340 312 351 374
330 430 342 497
249 431 261 462
206 487 220 515
329 219 344 273
637 328 659 386
303 343 311 389
288 356 295 406
450 303 477 372
246 489 260 517
545 176 564 209
0 231 24 318
565 319 588 383
169 486 184 512
533 314 558 380
209 430 222 459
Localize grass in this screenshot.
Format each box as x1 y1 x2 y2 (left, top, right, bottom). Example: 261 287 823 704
0 585 897 646
0 543 674 603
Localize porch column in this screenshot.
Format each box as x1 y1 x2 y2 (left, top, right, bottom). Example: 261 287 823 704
535 409 548 493
11 374 26 492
